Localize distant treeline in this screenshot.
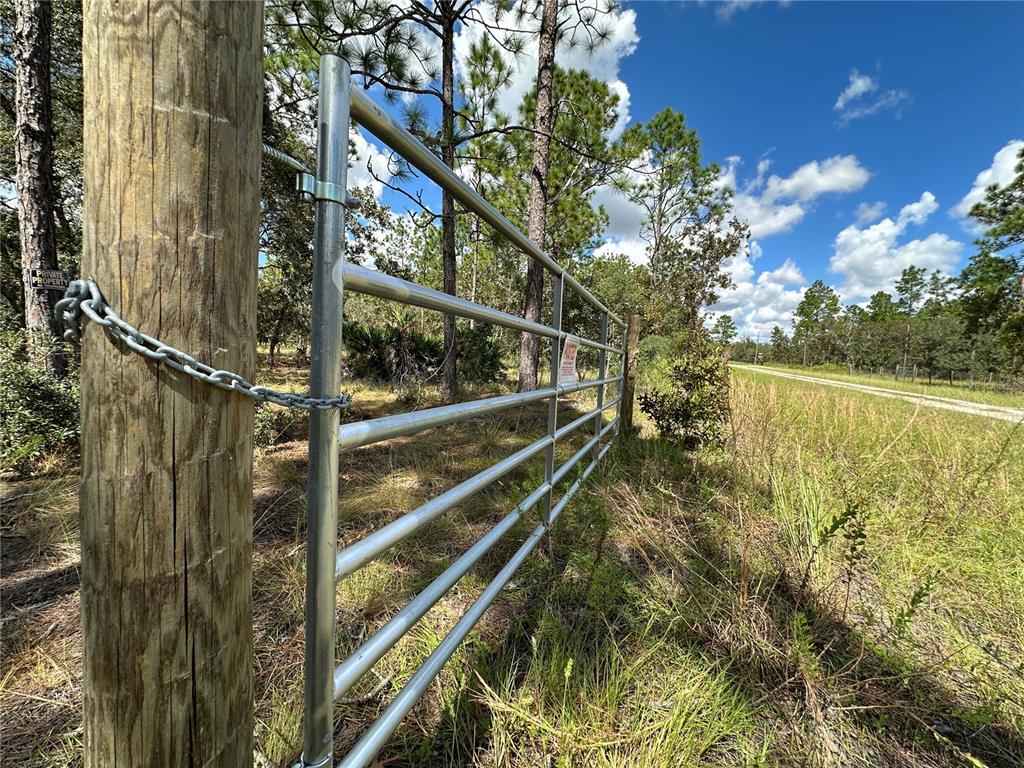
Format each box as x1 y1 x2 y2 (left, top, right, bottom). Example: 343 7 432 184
716 143 1024 387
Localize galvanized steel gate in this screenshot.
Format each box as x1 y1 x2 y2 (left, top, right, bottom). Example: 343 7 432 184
295 54 625 768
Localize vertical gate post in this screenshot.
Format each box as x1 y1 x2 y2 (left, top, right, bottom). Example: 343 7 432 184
80 2 263 765
542 275 564 525
593 312 609 458
301 53 352 768
620 313 640 433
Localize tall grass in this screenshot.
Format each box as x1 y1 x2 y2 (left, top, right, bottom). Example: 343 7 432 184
3 366 1022 767
744 362 1024 408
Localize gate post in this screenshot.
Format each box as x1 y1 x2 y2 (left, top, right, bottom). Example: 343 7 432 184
301 53 352 768
80 2 263 765
620 313 640 433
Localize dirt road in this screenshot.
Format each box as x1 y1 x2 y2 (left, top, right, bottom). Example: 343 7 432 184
731 365 1024 423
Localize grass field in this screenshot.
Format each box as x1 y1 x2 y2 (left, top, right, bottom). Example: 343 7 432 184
2 361 1022 767
747 363 1024 408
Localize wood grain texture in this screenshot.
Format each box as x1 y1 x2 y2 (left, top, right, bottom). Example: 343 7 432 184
80 2 263 766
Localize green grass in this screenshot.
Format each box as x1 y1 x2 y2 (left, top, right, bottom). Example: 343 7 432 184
741 362 1024 408
3 359 1022 767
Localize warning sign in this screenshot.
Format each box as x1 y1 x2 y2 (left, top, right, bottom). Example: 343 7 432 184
558 337 579 387
28 268 71 291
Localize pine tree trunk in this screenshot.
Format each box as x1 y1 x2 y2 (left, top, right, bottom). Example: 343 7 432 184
517 0 558 391
440 13 458 400
268 306 286 368
14 0 65 377
80 2 262 764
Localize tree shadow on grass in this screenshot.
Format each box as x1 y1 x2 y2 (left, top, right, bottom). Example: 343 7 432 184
373 433 1024 768
670 468 1024 767
248 394 606 765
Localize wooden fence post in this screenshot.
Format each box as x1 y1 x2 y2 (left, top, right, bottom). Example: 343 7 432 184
620 313 640 433
80 2 263 765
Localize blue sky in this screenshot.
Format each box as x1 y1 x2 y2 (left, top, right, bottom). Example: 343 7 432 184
350 1 1024 337
611 0 1024 336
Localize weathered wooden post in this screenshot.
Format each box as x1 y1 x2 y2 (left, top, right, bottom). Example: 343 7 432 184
80 2 263 766
620 313 640 433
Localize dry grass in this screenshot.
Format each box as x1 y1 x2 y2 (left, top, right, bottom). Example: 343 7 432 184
2 360 1022 767
753 363 1024 408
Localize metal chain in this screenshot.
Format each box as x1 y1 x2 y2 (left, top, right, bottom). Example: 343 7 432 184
55 280 351 411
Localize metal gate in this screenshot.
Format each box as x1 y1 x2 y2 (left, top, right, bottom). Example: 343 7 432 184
291 53 625 768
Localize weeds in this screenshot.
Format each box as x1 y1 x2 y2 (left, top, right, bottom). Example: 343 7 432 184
2 362 1022 767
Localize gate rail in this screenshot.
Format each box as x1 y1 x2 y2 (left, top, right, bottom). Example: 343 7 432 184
295 53 625 768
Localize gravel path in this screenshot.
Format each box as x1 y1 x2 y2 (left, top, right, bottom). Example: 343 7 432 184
731 365 1024 423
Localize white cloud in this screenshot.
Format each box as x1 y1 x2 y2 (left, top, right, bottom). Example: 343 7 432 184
854 201 886 226
595 149 869 262
593 236 648 265
734 195 806 238
723 154 871 238
896 190 937 227
348 129 393 197
714 0 790 21
710 242 806 337
591 182 648 263
952 139 1024 220
833 68 909 124
762 156 871 202
830 192 963 302
835 69 877 110
607 80 633 141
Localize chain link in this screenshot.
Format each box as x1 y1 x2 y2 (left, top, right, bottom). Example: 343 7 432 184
55 280 351 411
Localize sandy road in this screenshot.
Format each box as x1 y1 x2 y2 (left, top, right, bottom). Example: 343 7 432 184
730 365 1024 423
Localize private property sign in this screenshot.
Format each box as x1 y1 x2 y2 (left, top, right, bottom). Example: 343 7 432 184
558 336 579 386
28 268 71 291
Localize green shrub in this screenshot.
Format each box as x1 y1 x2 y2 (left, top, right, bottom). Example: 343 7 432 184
344 317 442 383
0 331 79 474
456 324 505 383
345 315 505 385
637 334 675 366
638 344 729 451
254 403 301 448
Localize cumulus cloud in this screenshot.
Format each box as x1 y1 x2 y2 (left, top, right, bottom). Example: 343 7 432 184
734 195 806 238
594 150 869 263
952 138 1024 220
833 68 909 125
722 154 870 238
896 191 938 227
709 242 806 337
854 201 886 226
762 156 871 202
830 192 963 302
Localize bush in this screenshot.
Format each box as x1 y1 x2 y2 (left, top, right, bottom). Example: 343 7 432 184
456 324 505 383
254 403 301 448
638 345 729 451
345 315 505 386
345 317 443 383
0 331 79 474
